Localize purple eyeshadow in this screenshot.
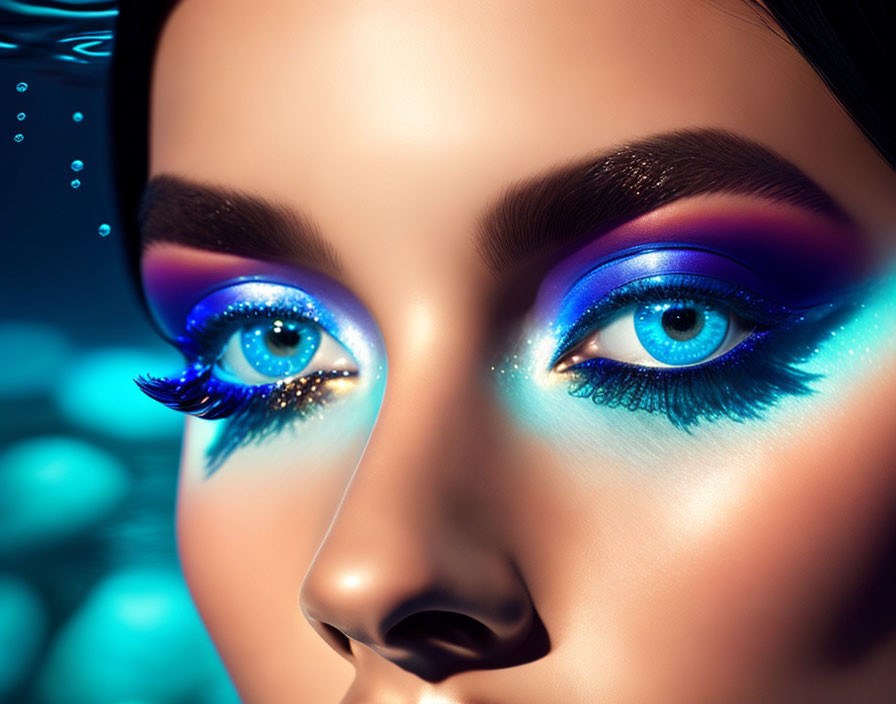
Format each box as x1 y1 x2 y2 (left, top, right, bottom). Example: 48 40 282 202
142 256 380 350
534 209 867 333
549 245 846 335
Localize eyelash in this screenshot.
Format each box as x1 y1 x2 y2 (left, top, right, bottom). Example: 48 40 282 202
136 300 356 471
552 274 854 428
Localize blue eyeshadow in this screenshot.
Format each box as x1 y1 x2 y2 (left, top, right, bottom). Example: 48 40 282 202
136 281 376 472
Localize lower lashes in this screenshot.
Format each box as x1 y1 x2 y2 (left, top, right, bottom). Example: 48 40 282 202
136 367 357 472
559 297 854 429
564 347 818 428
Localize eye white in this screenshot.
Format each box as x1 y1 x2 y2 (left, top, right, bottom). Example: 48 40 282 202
217 325 358 385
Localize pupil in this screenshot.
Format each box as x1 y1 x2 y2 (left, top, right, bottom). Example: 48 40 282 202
661 306 704 341
265 320 302 356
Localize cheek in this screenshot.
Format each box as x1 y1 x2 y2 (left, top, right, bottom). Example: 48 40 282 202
174 395 380 701
616 363 896 699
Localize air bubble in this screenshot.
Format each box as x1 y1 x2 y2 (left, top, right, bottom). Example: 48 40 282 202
72 111 83 122
16 112 25 121
71 159 84 172
98 224 111 237
15 81 27 93
13 133 23 143
70 178 81 189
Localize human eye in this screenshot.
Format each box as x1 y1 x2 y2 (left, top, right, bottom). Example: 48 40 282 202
546 246 859 429
136 281 362 470
554 280 753 370
216 316 355 386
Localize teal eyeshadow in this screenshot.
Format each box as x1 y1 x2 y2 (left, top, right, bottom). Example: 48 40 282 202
494 269 896 458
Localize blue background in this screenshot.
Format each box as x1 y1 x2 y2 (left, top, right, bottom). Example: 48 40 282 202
1 3 240 702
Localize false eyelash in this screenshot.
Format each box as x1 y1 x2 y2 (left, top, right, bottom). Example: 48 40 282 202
556 276 858 428
136 364 357 472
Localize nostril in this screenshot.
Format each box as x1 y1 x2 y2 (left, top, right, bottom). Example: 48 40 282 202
386 611 496 654
321 622 353 656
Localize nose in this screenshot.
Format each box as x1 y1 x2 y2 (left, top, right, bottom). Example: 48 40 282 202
299 371 548 681
301 524 540 681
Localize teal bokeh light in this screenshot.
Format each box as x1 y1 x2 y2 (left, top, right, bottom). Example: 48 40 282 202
38 568 233 704
55 348 183 440
0 322 70 399
0 576 47 697
0 436 128 554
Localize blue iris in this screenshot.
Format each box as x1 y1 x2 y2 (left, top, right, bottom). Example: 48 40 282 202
240 319 321 378
634 301 729 365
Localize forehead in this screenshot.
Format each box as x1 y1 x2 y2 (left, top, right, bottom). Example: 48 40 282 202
148 0 817 265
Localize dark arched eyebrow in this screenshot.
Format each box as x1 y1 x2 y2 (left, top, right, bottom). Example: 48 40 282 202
474 128 852 273
138 129 851 277
138 175 343 277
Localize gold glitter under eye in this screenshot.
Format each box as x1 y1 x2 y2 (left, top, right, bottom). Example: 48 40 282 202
136 365 361 473
267 369 357 411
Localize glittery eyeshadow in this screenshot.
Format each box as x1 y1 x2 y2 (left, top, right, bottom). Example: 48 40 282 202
135 281 371 472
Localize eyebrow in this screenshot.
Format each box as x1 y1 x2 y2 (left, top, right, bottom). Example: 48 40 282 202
475 128 852 272
138 175 342 276
139 128 850 276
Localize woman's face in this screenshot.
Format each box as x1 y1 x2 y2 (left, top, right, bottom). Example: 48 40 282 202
141 1 896 701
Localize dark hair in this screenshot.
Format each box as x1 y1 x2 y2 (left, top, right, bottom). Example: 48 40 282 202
750 1 895 171
110 1 896 290
110 0 181 291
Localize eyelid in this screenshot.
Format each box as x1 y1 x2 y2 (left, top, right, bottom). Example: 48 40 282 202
186 282 331 340
141 247 383 363
560 245 772 305
543 246 826 356
179 280 373 370
531 200 867 338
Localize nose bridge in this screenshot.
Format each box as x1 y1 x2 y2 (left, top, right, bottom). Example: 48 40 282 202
301 338 491 624
335 290 494 543
299 313 545 679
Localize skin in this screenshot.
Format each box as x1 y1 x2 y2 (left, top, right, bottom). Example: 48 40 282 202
143 1 896 702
